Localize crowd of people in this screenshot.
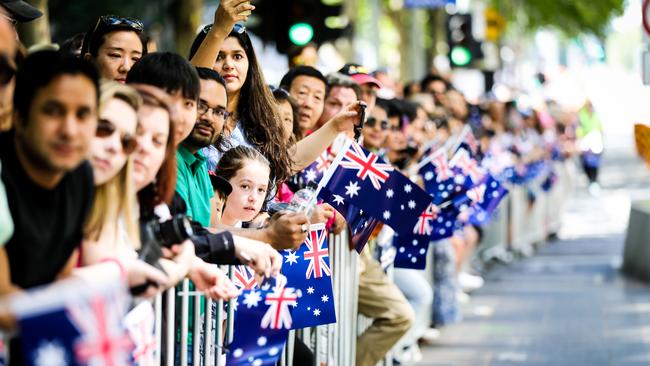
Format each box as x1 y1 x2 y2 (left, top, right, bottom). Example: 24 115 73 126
0 0 588 365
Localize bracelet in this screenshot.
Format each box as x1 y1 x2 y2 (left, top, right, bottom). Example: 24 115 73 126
100 258 127 279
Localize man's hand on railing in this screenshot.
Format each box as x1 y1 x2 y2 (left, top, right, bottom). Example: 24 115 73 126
233 235 282 277
123 259 169 299
265 212 310 250
188 258 239 300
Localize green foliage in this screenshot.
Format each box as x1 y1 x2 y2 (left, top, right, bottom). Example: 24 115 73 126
490 0 626 38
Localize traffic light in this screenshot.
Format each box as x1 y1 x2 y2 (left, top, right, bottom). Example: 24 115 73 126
446 13 483 68
247 0 350 54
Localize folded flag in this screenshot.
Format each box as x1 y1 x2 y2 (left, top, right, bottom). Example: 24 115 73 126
281 223 336 329
232 265 259 291
318 138 431 234
227 285 297 366
319 187 380 253
11 268 131 366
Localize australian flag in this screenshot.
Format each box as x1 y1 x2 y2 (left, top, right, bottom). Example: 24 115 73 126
281 224 336 329
12 276 132 366
319 138 432 234
449 147 485 187
232 265 259 291
418 148 466 205
123 302 157 366
227 286 297 366
320 187 381 253
289 149 333 191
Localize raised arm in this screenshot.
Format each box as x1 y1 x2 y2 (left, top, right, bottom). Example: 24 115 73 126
190 0 255 68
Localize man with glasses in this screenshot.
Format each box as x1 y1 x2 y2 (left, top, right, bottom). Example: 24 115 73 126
176 67 229 228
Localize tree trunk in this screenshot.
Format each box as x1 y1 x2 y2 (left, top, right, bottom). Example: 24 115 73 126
16 0 50 48
169 0 203 57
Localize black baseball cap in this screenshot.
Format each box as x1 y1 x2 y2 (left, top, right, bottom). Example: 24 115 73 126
0 0 43 22
209 171 233 196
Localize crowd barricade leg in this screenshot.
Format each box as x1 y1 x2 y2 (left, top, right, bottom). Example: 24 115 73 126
509 185 528 255
180 279 190 365
165 287 175 366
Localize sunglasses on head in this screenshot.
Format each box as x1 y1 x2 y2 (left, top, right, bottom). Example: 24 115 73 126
96 15 143 32
96 119 138 154
365 117 389 130
202 23 246 35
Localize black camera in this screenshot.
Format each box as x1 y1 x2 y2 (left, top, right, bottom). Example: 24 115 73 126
131 214 194 296
138 214 194 266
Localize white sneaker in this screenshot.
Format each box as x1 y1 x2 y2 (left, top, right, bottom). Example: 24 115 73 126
588 182 601 197
458 272 484 292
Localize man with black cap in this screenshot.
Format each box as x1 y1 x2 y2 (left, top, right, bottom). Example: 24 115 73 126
0 0 42 32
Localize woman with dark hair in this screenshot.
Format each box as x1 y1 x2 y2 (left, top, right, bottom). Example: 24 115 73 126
189 1 362 183
272 87 300 144
82 15 147 83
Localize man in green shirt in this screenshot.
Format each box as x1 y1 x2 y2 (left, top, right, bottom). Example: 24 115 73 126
176 67 229 227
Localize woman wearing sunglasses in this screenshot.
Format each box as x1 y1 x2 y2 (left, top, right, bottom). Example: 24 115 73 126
362 99 391 153
82 15 146 84
82 81 169 298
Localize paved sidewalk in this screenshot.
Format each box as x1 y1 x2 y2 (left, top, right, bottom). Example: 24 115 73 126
417 154 650 366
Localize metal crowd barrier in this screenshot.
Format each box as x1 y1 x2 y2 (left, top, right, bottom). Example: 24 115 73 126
476 161 573 265
153 230 360 366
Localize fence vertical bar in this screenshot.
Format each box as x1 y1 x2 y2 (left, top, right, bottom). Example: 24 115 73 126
180 280 190 366
203 298 214 366
165 287 176 366
215 299 224 366
193 292 202 365
154 293 162 366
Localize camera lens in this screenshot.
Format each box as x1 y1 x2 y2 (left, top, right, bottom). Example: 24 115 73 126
155 215 194 247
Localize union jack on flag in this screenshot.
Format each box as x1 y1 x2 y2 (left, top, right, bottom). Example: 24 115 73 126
430 149 453 182
414 204 438 236
450 148 485 184
123 302 156 366
232 265 258 290
338 140 394 190
281 224 336 328
261 287 298 330
304 228 331 279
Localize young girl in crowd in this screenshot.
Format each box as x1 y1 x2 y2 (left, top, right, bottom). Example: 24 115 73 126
215 146 271 228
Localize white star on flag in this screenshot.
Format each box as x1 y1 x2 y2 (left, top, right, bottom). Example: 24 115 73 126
386 189 394 198
345 181 361 198
34 341 67 366
321 295 329 303
404 184 412 193
313 309 321 316
243 291 263 308
408 200 416 209
305 169 317 182
284 251 299 265
383 210 391 220
332 194 345 206
306 286 315 294
424 171 434 181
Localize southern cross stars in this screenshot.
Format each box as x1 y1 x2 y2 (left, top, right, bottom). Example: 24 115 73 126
332 194 345 206
404 184 412 193
243 291 262 308
345 181 361 198
304 169 317 182
321 295 329 302
408 200 416 209
284 251 299 265
383 210 391 220
386 189 394 198
306 286 315 294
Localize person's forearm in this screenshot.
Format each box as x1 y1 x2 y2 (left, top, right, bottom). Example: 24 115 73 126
190 27 230 68
293 123 339 172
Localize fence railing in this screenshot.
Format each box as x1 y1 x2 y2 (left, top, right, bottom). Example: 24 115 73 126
151 162 571 366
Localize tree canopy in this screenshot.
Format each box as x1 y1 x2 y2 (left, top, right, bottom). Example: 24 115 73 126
491 0 626 38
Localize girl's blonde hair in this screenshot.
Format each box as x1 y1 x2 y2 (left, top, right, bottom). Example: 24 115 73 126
84 81 142 249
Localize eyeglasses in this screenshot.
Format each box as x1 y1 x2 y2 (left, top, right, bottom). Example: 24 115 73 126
96 119 138 154
365 117 389 130
0 13 17 27
198 100 230 120
202 23 246 35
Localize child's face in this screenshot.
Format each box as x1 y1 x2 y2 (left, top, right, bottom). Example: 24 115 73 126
223 160 270 223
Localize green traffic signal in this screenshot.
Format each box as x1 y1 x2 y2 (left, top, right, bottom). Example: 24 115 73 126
450 46 472 67
289 23 314 46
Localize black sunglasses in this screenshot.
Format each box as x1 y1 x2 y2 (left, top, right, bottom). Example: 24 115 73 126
202 23 246 35
87 15 143 53
96 119 138 154
365 117 389 130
